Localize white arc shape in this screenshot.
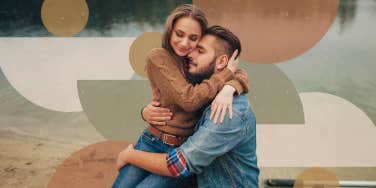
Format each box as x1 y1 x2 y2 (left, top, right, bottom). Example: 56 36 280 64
0 37 135 112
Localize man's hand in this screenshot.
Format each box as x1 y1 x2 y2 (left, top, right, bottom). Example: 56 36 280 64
116 144 134 171
142 101 173 125
210 85 236 124
226 49 239 73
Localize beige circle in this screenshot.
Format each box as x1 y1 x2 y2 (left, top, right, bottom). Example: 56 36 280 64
41 0 89 37
194 0 339 64
129 32 162 78
294 167 340 188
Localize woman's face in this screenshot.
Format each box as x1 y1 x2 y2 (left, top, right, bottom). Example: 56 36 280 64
170 17 202 57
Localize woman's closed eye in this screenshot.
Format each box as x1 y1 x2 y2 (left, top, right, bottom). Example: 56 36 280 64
189 35 198 42
176 30 184 37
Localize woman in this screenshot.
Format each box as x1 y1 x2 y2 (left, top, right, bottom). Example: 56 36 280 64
113 4 249 188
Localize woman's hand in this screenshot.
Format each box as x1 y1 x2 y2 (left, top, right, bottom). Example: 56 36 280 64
210 85 236 124
142 101 173 125
226 49 239 73
116 144 134 171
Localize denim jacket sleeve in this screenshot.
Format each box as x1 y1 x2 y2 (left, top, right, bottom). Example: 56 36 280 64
179 109 246 174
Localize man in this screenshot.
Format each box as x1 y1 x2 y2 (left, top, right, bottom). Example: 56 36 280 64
117 25 259 188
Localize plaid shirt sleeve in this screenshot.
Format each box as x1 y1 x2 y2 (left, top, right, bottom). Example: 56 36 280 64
166 148 190 177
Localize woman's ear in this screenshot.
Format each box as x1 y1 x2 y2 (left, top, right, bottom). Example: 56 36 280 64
216 54 229 70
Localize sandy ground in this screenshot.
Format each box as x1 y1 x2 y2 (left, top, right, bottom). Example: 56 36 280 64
0 131 90 188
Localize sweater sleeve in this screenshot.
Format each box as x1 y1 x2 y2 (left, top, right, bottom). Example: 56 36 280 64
146 48 233 112
225 68 249 95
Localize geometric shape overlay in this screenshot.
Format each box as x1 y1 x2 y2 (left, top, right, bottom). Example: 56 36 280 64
240 62 305 124
41 0 89 37
47 141 131 188
0 38 135 112
257 92 376 167
129 32 162 78
130 73 147 80
194 0 339 64
78 80 151 141
294 167 339 188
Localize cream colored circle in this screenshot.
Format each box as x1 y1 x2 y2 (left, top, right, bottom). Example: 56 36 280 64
41 0 89 37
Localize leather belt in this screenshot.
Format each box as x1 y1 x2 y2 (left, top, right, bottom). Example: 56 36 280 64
147 126 187 146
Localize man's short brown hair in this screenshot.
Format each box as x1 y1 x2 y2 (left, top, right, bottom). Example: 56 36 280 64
204 25 241 59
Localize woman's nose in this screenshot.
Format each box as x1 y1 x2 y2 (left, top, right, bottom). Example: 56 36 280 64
180 37 189 47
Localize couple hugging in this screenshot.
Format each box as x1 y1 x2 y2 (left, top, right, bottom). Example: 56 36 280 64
112 4 259 188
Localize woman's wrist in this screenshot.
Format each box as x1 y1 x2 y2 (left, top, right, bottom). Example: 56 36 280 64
223 84 236 94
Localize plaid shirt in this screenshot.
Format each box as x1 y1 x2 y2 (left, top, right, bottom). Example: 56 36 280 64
166 148 190 177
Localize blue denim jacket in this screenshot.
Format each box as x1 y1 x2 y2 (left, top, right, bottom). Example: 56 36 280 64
179 94 259 188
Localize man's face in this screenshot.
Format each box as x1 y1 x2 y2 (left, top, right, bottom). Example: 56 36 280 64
186 35 217 82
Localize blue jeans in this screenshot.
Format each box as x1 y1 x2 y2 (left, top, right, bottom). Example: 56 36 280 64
112 129 194 188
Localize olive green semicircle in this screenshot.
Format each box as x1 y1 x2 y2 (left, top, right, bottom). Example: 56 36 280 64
77 63 304 141
239 61 305 124
77 80 151 141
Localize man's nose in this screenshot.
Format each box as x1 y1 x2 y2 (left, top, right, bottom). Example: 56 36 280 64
188 51 195 59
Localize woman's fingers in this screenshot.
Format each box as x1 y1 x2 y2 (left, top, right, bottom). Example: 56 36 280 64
143 101 172 124
149 102 171 114
229 49 239 62
213 104 223 124
219 105 228 123
150 101 160 107
153 107 171 113
210 102 219 120
150 115 172 121
149 121 167 126
233 58 239 66
213 104 233 124
148 112 171 125
227 49 239 73
150 112 173 117
229 104 233 120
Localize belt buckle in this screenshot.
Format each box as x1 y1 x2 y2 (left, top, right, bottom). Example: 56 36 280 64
161 133 176 146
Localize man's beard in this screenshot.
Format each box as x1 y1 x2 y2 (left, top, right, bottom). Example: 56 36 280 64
184 59 216 85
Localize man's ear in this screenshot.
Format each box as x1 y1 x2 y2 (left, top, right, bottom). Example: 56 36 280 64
216 54 229 70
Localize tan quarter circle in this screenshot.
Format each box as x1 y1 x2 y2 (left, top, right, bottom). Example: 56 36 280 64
294 167 340 188
41 0 89 37
129 32 162 78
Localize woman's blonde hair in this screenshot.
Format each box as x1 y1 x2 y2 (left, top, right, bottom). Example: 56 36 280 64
162 4 207 59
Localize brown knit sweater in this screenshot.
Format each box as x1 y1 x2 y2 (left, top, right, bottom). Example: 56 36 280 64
146 48 249 136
